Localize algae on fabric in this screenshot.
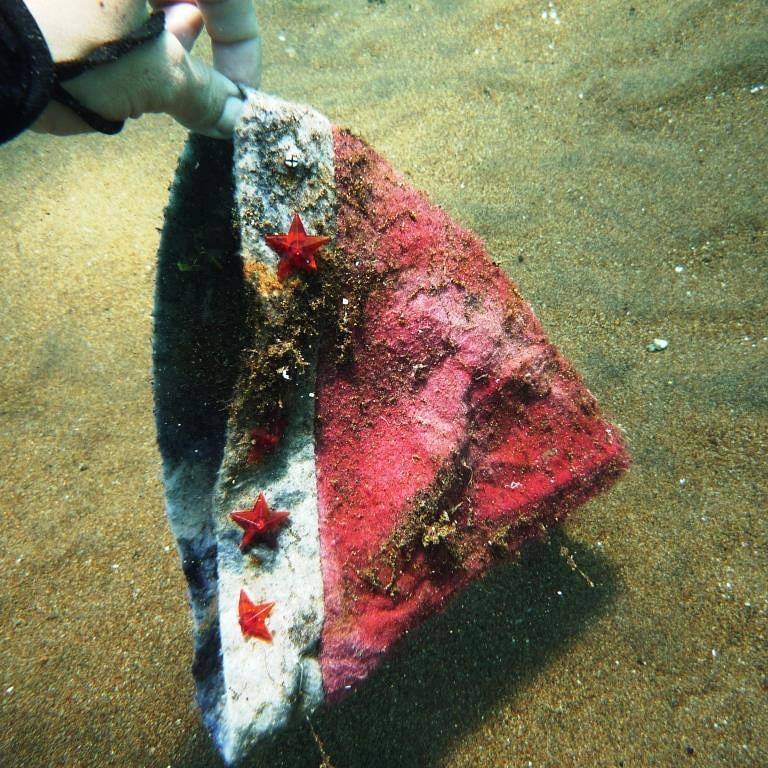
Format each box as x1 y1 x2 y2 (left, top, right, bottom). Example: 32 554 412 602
359 449 475 598
226 237 384 468
228 131 399 462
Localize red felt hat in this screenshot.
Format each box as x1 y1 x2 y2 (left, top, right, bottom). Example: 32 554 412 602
154 94 629 764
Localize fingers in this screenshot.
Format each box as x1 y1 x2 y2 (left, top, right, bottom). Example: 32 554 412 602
153 1 262 87
159 2 204 51
197 0 262 86
196 0 259 43
210 38 262 88
59 31 245 138
143 32 246 137
29 1 257 139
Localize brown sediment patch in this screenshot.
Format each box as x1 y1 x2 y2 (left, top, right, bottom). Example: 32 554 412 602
227 131 399 461
226 237 383 463
358 449 474 599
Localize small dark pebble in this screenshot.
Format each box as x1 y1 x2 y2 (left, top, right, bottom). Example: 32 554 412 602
686 745 695 756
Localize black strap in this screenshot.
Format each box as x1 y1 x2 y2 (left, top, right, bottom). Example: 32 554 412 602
49 80 124 135
54 11 165 82
49 11 166 135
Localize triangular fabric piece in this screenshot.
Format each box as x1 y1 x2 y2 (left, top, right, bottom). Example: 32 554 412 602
153 92 629 765
316 129 629 700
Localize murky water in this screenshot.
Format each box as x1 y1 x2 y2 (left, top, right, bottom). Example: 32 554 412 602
1 2 766 766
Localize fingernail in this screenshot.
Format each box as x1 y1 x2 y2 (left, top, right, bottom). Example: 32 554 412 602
213 94 246 138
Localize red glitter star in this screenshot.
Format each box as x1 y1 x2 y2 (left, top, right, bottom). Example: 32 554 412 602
230 492 290 551
265 213 330 281
238 590 274 642
247 425 281 465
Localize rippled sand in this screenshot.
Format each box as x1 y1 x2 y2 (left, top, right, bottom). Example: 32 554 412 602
1 2 766 766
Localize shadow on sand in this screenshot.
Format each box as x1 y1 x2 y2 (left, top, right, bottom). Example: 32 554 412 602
172 529 617 768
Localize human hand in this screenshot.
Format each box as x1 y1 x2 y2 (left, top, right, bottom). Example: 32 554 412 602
26 0 261 138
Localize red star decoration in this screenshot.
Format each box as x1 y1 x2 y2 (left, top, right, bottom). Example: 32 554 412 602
265 213 330 281
246 425 281 465
238 590 274 642
230 492 290 551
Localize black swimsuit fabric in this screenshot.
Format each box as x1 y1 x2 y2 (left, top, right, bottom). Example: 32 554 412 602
0 0 54 144
0 5 165 143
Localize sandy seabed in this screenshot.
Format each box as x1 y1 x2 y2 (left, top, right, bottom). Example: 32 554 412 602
1 2 766 766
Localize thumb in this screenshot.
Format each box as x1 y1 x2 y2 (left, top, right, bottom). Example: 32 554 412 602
60 31 245 138
135 32 246 138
